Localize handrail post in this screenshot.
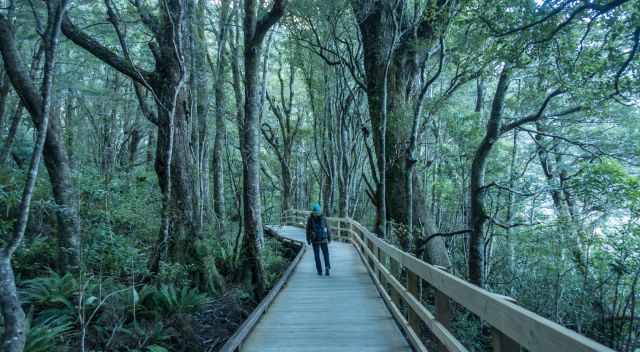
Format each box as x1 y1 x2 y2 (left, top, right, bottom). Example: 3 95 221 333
377 246 385 286
491 295 520 352
367 238 375 271
343 218 352 242
492 329 520 352
389 258 402 307
407 270 421 335
433 265 452 352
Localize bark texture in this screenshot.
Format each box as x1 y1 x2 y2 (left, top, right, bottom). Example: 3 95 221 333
212 0 232 221
241 0 287 299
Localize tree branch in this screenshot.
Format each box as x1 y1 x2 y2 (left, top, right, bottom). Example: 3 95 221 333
614 26 640 98
61 15 154 85
500 89 579 133
254 0 287 44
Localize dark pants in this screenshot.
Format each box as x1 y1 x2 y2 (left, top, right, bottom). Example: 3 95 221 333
312 242 330 274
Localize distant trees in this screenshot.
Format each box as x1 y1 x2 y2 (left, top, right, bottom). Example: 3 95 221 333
464 0 638 288
262 52 303 215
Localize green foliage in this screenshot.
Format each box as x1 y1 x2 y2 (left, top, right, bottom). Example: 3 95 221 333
262 240 290 287
571 158 640 213
24 319 72 352
22 271 80 326
137 284 208 319
13 236 59 279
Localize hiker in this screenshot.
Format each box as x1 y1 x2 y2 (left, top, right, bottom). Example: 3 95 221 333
306 203 331 276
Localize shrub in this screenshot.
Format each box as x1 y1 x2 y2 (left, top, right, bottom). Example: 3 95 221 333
24 318 72 352
137 284 208 319
262 238 290 287
21 270 80 326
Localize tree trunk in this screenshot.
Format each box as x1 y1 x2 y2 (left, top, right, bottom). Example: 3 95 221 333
127 126 141 169
0 258 25 352
535 121 588 276
352 0 452 265
280 156 292 212
321 172 334 216
135 2 205 285
468 66 511 287
241 38 267 298
0 102 24 167
0 11 81 272
0 68 11 131
146 129 154 169
0 1 68 350
0 45 42 167
241 0 286 300
192 0 210 229
150 73 199 274
212 0 231 221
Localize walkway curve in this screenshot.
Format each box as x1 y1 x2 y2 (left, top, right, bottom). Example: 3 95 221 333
240 225 411 352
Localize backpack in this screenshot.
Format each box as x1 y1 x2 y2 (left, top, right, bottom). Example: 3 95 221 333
310 215 327 242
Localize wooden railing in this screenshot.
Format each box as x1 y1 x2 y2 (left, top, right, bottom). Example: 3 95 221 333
283 209 615 352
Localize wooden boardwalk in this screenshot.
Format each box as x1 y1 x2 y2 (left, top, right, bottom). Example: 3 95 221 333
241 225 411 352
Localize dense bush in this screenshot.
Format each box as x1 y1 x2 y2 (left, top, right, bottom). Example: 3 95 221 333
0 167 295 351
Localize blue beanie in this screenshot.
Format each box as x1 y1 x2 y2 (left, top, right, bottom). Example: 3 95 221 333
312 203 321 213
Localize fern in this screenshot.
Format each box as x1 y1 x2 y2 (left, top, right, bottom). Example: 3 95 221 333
24 318 71 352
138 284 208 318
21 270 79 325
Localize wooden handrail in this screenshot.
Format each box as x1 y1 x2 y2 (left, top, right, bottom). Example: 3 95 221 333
282 209 616 352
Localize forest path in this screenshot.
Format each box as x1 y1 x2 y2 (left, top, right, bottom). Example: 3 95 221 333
240 225 411 352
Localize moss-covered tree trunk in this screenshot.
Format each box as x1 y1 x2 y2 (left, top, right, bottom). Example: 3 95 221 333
351 0 451 266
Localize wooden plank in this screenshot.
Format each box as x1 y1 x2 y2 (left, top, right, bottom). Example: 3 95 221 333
435 290 452 352
220 228 306 352
241 226 412 352
367 238 375 270
352 236 428 352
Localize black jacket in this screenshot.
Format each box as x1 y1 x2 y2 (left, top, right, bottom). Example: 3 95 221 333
306 214 331 244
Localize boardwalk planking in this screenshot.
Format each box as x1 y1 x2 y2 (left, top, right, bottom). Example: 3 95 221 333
241 225 411 352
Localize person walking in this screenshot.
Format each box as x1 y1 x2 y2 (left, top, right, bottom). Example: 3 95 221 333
306 203 331 276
